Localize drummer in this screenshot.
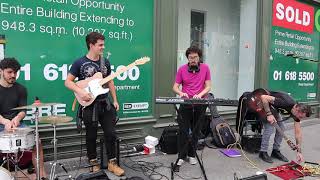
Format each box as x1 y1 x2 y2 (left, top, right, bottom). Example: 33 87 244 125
0 58 47 179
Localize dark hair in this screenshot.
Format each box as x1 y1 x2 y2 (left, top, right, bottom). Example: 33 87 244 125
85 32 105 50
0 57 21 72
185 46 202 58
296 103 312 117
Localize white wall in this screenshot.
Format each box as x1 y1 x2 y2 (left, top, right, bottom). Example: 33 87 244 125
237 0 257 97
177 0 256 99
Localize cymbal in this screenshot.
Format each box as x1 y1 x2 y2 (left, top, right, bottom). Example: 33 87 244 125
39 116 73 124
12 103 62 110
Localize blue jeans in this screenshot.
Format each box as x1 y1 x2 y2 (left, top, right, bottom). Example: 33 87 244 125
260 114 285 152
0 123 27 132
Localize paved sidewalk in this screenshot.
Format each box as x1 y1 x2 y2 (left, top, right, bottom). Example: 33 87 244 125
45 118 320 180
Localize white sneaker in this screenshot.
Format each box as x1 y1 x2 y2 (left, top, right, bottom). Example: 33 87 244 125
177 159 184 166
189 157 197 165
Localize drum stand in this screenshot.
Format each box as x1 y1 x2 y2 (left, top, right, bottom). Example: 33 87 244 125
1 151 31 180
34 108 41 180
49 123 69 180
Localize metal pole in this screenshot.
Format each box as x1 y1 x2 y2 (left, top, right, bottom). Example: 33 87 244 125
35 108 40 180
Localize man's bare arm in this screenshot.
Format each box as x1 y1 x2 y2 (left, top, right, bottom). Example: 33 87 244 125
0 115 10 125
107 80 118 103
294 121 302 152
260 94 275 115
65 74 91 101
197 80 211 98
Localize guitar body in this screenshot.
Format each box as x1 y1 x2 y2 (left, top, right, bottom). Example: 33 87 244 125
73 56 151 107
75 72 110 107
247 88 272 118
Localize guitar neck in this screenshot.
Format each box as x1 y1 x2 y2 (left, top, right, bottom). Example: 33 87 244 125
273 122 289 141
99 63 136 86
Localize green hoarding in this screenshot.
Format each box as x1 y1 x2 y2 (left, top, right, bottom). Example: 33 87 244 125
269 0 319 101
0 0 154 123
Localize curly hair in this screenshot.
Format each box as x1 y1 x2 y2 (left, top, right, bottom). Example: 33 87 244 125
0 57 21 72
296 103 312 117
185 46 202 58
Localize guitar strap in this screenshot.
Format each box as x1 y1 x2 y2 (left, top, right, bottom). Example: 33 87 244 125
99 55 112 110
100 55 108 78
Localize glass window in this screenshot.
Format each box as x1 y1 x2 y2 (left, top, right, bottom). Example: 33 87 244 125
191 10 206 59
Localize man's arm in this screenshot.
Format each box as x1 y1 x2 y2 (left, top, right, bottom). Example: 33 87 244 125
11 111 26 127
195 80 211 98
294 121 302 151
64 73 91 101
0 115 13 130
0 115 10 125
107 80 119 111
294 121 304 162
173 82 188 98
260 95 275 114
260 94 276 124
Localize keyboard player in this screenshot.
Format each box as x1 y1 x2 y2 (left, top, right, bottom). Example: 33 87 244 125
172 46 211 166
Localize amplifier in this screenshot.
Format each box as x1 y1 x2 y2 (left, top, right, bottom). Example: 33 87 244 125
241 135 262 153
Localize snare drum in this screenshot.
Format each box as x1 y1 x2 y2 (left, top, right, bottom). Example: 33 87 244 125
0 128 35 153
0 166 13 180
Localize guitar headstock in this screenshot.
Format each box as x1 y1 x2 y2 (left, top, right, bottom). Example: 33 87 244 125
286 139 297 151
134 56 150 65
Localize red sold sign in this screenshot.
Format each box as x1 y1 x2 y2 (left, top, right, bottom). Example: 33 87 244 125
273 0 314 34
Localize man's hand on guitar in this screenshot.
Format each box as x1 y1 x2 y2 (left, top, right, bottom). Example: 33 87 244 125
79 89 92 102
267 114 277 124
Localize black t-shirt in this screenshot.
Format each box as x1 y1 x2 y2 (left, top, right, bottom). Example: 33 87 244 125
0 83 27 120
69 56 112 99
69 56 111 81
270 91 298 122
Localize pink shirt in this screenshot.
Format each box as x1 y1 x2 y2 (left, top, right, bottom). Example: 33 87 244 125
175 63 211 97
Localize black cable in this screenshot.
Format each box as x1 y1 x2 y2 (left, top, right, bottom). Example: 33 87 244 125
120 131 203 180
121 141 170 180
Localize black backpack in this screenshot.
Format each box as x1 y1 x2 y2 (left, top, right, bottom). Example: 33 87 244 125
207 94 236 148
210 116 236 148
159 125 179 154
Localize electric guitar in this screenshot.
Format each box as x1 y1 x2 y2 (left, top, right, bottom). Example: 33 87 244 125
75 56 150 107
247 88 298 151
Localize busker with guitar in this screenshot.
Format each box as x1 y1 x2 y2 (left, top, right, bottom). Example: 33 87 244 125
249 88 312 164
64 32 124 176
172 46 211 167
